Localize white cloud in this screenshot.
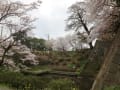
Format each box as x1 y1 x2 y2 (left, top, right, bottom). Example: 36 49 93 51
34 0 80 39
14 0 81 39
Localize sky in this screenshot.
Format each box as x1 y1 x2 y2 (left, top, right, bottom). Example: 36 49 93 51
19 0 80 39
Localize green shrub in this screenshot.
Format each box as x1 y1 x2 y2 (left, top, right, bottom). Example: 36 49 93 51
104 86 120 90
0 71 51 90
0 71 79 90
48 79 74 90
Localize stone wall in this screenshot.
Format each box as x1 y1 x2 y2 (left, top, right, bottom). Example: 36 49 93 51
91 28 120 90
104 36 120 86
78 40 112 90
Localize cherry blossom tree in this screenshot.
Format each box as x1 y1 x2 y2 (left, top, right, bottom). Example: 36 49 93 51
0 0 41 65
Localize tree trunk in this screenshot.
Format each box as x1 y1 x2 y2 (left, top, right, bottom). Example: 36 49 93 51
0 42 14 66
89 42 94 49
0 49 8 66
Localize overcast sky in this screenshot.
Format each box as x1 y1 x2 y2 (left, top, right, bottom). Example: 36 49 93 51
19 0 80 39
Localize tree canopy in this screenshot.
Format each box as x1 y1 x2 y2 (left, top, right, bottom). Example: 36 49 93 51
65 0 120 49
21 37 46 51
0 0 41 65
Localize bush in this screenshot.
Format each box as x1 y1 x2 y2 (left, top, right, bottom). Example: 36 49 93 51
0 71 51 90
104 86 120 90
48 79 74 90
0 71 80 90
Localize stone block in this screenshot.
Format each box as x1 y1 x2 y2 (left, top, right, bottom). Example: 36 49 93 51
112 54 120 64
109 63 118 73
